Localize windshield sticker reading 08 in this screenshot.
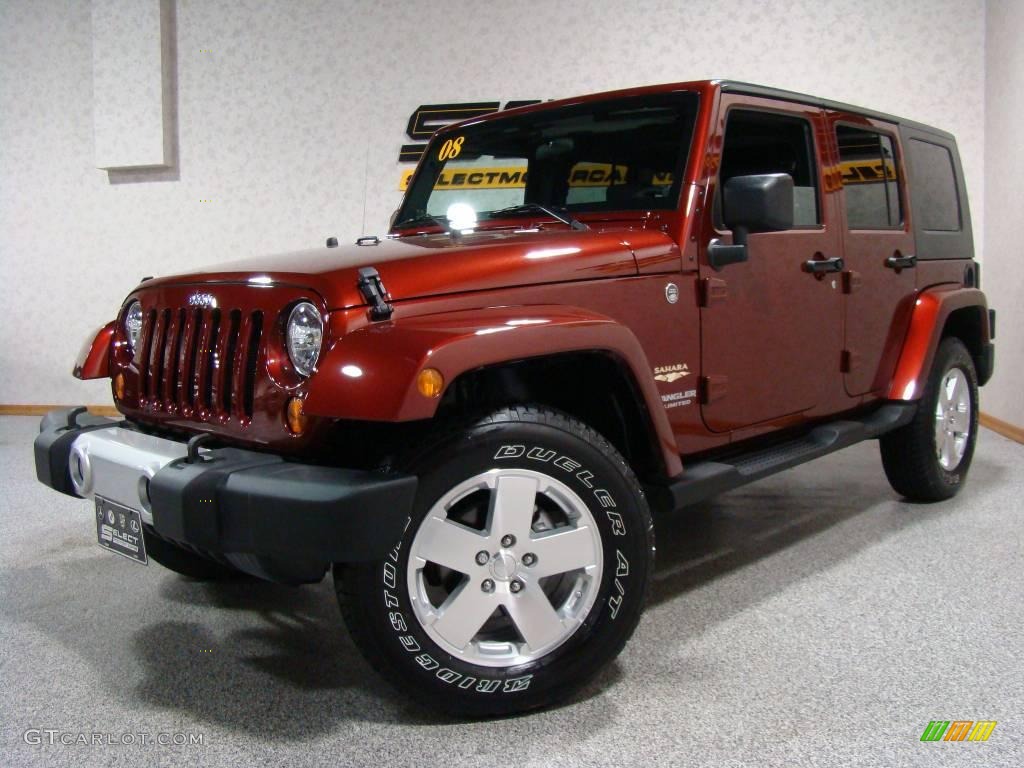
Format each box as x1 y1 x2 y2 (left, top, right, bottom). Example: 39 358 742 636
438 136 465 161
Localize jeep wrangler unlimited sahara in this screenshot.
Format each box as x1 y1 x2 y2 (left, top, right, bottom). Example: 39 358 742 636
35 80 994 716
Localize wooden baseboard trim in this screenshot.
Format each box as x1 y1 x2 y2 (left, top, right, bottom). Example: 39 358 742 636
1 404 1021 444
979 412 1024 444
0 404 119 417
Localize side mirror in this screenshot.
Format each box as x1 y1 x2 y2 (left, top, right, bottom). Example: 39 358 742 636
708 173 794 270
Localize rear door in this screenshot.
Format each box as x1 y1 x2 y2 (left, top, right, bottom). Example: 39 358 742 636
827 114 917 396
699 96 844 432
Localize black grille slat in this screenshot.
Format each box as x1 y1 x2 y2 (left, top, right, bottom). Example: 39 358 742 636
243 312 263 418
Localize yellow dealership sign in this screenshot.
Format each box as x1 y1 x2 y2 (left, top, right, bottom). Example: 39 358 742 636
399 163 672 192
398 156 895 192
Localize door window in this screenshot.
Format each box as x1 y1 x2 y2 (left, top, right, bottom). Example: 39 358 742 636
836 125 903 229
718 110 821 227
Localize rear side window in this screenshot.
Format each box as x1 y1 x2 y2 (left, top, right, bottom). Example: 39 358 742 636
836 125 902 229
719 110 820 226
907 139 961 231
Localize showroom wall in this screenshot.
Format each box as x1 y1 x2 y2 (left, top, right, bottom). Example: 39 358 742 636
983 0 1024 427
1 0 1015 426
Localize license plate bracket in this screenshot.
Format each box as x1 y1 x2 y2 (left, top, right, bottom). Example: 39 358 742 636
95 497 148 565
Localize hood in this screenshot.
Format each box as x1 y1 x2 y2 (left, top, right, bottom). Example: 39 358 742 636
142 227 673 310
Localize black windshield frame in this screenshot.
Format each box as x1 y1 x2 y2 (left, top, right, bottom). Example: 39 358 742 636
395 91 700 229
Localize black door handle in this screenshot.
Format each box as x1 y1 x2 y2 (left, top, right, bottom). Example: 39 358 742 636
803 256 844 274
885 254 917 270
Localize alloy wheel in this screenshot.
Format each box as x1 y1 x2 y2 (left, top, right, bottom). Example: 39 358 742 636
406 468 603 667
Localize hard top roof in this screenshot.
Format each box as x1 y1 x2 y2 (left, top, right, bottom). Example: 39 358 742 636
716 80 954 140
453 79 954 142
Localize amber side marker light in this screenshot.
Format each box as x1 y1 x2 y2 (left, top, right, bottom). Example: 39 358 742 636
113 373 126 400
286 397 307 435
417 368 444 398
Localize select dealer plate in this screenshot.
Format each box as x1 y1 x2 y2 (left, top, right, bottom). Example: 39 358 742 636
95 497 148 565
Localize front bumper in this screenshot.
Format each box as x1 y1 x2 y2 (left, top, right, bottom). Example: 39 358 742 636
34 408 417 581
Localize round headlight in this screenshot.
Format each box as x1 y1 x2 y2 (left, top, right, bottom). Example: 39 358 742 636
286 302 323 377
125 301 143 353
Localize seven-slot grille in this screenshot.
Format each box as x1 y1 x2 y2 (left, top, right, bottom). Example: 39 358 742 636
135 306 263 420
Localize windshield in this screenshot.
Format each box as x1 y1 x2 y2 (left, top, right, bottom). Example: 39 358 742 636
395 91 699 231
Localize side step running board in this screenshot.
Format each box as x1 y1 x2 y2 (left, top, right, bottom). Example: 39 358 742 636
646 403 916 513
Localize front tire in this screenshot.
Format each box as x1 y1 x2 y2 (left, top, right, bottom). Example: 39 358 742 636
880 337 979 501
336 406 654 717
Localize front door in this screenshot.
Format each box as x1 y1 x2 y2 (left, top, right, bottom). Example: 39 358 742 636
699 97 844 433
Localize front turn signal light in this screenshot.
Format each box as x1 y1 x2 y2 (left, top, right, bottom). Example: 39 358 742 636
417 368 444 398
286 397 307 435
113 372 126 400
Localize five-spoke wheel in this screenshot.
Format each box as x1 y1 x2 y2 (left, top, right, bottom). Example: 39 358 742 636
407 468 603 666
934 367 971 471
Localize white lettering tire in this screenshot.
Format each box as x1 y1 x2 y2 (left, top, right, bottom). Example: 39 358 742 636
335 406 654 717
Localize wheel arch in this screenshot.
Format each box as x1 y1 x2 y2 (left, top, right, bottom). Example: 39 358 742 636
436 352 671 483
888 286 992 400
941 304 992 385
303 305 682 479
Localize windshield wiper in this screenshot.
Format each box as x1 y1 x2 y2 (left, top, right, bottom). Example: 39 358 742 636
490 203 589 231
392 214 454 234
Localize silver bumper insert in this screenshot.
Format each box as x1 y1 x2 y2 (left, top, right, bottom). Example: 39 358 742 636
67 427 204 525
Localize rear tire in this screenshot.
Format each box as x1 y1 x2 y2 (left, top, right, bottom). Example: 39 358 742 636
880 337 979 501
336 406 654 717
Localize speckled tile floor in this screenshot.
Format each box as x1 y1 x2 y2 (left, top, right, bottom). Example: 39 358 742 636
1 415 1021 767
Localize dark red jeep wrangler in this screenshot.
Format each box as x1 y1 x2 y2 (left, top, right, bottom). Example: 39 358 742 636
36 80 994 716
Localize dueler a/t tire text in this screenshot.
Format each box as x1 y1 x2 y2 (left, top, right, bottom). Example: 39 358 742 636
335 406 654 717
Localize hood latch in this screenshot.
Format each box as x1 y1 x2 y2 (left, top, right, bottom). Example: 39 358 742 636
356 267 394 321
